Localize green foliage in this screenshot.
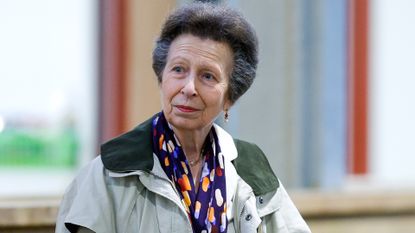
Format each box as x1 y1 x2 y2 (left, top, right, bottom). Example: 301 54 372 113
0 128 78 168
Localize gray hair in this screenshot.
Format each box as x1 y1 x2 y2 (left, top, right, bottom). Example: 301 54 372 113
152 2 258 104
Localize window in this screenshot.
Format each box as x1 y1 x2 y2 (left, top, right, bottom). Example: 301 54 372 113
0 0 97 197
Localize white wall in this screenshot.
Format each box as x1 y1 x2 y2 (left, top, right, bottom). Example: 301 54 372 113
369 0 415 186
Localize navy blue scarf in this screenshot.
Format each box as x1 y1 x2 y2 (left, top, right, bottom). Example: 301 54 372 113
152 112 228 233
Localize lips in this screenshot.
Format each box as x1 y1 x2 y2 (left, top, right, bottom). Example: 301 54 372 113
175 105 199 112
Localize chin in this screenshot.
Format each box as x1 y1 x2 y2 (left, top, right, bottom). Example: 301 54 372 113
169 118 200 130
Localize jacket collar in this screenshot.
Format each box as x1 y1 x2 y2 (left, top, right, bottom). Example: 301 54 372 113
101 114 238 172
101 116 155 172
214 124 238 161
100 114 279 195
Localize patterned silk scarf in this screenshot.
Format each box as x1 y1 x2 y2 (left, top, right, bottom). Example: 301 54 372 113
152 112 228 233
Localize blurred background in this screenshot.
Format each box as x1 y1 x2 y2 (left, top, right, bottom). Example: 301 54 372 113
0 0 414 232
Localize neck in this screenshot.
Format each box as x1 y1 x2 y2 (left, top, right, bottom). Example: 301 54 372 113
171 124 212 161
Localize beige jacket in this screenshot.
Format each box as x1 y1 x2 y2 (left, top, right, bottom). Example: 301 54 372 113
55 117 311 233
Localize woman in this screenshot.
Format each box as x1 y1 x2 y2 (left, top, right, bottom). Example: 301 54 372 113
56 3 311 233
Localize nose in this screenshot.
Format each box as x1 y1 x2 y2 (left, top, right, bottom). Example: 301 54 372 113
181 75 197 97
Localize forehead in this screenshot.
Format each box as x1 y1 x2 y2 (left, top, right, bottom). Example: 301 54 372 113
168 34 233 69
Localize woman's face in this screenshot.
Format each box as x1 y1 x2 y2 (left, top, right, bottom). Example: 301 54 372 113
160 34 233 133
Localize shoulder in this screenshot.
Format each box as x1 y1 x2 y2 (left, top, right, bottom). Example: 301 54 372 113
57 157 140 233
233 139 264 161
72 156 139 194
56 157 110 232
232 139 279 196
69 156 106 190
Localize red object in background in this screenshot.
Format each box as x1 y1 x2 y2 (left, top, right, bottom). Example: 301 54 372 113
99 0 129 143
348 0 369 174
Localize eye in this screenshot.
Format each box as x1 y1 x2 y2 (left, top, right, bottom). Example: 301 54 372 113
202 73 215 81
172 66 184 73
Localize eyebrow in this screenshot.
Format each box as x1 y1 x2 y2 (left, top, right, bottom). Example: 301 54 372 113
168 55 223 74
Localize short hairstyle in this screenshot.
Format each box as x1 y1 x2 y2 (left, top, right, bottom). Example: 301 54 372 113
152 2 258 104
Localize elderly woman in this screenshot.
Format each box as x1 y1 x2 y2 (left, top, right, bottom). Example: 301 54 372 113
56 3 310 233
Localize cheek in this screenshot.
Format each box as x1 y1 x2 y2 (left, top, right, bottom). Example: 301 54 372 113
204 90 226 111
160 81 176 108
215 86 228 105
159 82 169 105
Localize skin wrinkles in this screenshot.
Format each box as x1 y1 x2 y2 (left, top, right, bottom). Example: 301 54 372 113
168 55 224 86
169 45 229 80
159 34 233 183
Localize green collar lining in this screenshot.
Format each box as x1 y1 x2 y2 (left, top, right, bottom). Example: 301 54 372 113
101 116 154 172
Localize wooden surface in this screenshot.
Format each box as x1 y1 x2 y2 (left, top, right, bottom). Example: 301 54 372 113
291 189 415 217
1 191 415 233
308 215 415 233
291 189 415 233
0 197 59 227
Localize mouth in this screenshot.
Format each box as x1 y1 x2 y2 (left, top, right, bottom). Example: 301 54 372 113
175 105 199 113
